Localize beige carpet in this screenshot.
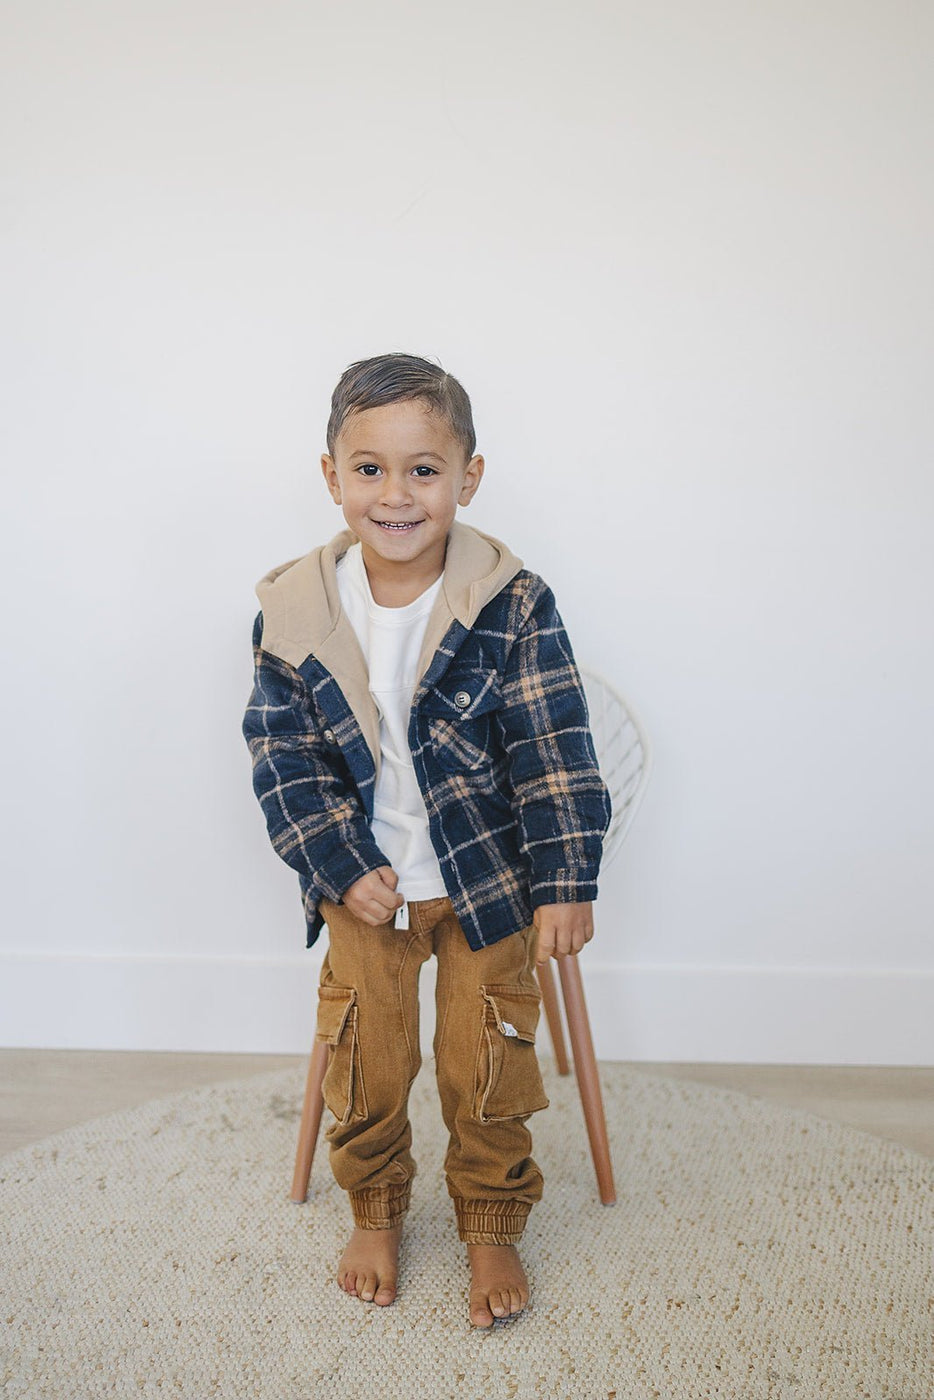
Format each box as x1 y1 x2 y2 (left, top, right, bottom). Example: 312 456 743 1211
1 1059 931 1400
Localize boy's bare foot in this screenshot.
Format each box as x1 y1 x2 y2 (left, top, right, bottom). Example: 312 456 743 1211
466 1242 529 1327
337 1223 402 1305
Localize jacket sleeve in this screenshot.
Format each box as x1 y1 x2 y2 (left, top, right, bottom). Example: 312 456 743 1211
241 611 390 901
495 581 612 908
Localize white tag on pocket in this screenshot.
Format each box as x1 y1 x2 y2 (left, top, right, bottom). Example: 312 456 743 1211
394 902 409 930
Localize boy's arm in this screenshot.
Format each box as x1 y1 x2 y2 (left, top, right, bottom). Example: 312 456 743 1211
496 580 612 919
242 611 390 903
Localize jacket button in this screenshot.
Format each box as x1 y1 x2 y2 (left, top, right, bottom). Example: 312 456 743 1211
322 728 336 744
454 691 471 709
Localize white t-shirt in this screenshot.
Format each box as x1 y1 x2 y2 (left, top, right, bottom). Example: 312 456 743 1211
335 542 448 902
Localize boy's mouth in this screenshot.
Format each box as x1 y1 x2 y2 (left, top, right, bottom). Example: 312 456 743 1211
374 519 423 532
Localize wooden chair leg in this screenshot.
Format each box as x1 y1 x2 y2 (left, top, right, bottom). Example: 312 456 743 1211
290 1037 329 1203
558 953 616 1205
536 958 571 1075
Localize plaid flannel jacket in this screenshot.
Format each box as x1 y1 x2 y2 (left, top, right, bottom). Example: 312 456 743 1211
242 522 612 951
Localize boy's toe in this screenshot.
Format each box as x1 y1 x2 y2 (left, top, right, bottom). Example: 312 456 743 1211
374 1280 397 1306
469 1292 495 1328
359 1270 377 1301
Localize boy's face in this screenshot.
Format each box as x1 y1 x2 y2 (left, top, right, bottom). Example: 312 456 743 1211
321 398 484 581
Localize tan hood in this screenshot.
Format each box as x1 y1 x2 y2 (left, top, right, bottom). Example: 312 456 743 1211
255 520 523 779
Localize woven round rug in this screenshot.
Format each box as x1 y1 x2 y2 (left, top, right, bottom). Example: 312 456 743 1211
1 1059 931 1400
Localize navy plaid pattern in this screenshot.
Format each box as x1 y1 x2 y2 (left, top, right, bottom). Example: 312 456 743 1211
242 570 612 951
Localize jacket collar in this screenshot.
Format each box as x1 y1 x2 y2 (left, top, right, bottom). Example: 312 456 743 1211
255 520 523 777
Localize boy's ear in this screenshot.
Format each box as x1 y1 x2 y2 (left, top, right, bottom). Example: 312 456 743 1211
458 455 484 506
321 454 342 504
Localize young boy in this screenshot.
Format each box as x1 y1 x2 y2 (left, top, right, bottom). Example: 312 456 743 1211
242 353 611 1328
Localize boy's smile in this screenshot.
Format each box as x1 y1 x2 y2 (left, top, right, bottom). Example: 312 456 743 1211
321 399 484 599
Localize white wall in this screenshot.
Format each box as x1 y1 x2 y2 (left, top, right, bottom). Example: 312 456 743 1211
2 1 932 1062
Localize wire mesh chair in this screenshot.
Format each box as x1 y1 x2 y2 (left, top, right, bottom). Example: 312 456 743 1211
289 667 651 1208
580 666 652 868
531 666 652 1203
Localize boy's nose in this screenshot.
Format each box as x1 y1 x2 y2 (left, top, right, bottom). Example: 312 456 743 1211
380 478 413 507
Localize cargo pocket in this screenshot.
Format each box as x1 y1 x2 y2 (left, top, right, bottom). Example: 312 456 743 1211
315 985 367 1125
474 984 550 1123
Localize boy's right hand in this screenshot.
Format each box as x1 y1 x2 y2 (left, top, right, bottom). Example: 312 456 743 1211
341 867 405 927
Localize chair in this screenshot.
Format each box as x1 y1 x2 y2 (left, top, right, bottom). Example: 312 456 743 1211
290 667 652 1207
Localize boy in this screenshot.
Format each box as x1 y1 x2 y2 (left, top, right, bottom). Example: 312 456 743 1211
242 353 611 1328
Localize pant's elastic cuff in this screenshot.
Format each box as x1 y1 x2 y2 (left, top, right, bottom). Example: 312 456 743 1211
349 1179 412 1230
453 1197 532 1244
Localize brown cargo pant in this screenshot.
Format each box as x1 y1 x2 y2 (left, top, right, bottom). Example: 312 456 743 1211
315 894 549 1245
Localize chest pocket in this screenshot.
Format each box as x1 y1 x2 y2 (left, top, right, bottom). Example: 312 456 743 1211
420 668 504 773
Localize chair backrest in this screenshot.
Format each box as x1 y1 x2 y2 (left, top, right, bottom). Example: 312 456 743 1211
578 665 652 871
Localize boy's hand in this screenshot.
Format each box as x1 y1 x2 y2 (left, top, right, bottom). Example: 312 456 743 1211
533 902 594 963
342 866 405 927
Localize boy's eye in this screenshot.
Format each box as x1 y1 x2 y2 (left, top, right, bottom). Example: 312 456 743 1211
354 463 437 477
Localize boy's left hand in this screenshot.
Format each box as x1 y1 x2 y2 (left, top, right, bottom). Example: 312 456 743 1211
533 902 594 963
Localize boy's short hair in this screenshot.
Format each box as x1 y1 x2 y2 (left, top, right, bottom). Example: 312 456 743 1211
326 353 476 462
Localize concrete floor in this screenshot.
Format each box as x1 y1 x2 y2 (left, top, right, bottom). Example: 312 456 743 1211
2 1049 933 1160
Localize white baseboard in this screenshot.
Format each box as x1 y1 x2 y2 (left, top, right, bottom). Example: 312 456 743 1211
1 951 931 1065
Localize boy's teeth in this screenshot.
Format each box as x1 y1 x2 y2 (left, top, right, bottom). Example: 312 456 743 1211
378 521 418 530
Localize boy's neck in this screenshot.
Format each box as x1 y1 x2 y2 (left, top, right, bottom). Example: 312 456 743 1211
359 544 445 609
